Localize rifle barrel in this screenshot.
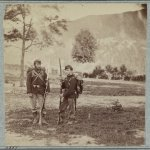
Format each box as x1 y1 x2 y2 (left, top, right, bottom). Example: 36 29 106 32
59 58 62 77
58 58 62 124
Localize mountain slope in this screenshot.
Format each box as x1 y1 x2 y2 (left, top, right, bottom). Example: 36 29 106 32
4 9 146 74
60 10 146 74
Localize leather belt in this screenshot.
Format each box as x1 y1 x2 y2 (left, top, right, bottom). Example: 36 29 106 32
33 85 40 88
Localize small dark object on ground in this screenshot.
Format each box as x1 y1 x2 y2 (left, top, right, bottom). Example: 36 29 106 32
112 100 123 112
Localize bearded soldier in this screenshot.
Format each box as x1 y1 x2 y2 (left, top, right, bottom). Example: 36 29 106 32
26 59 50 125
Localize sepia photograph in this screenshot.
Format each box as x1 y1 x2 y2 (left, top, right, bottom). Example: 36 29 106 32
3 3 146 146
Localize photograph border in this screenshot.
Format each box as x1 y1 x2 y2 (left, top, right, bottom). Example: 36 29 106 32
0 1 150 149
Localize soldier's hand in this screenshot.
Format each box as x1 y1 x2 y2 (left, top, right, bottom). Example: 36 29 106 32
59 75 62 80
45 91 49 94
60 93 63 99
28 93 33 98
59 75 65 82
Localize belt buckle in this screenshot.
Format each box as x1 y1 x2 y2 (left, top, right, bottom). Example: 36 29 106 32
33 85 40 88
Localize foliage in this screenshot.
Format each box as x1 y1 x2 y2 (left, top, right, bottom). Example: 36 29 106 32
4 4 37 46
92 65 104 77
4 4 67 49
72 29 97 63
4 4 67 86
131 75 145 82
120 64 127 77
40 15 67 48
105 65 113 73
83 72 89 78
83 64 145 82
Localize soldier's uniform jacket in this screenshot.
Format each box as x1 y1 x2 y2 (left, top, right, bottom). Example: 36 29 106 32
61 74 78 98
26 68 50 95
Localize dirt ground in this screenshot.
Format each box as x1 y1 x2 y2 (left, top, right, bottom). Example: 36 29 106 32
5 78 145 146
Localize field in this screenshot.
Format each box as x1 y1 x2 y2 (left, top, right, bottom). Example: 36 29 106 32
5 78 145 146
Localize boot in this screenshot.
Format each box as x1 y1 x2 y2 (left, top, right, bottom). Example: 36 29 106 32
42 114 49 125
32 112 38 124
57 114 65 125
67 114 76 125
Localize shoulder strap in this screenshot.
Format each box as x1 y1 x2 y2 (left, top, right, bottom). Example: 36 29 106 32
27 67 33 74
32 70 45 84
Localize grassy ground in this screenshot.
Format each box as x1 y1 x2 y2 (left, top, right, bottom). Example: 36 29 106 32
83 79 145 96
6 106 144 146
5 79 145 146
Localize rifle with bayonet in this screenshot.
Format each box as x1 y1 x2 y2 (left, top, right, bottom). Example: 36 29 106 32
57 58 63 125
38 68 49 126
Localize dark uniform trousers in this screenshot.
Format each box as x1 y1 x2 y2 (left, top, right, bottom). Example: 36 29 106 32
60 97 76 120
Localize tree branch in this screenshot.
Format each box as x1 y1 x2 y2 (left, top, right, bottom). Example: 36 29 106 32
25 18 32 39
25 40 42 51
24 39 34 50
5 44 21 49
4 11 22 20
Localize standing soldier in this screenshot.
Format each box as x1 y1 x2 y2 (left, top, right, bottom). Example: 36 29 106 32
59 65 78 125
26 59 50 125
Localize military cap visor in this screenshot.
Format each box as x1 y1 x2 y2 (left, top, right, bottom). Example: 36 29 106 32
65 65 73 71
34 59 41 65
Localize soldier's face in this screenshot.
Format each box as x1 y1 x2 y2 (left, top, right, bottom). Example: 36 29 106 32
65 69 72 76
35 63 41 69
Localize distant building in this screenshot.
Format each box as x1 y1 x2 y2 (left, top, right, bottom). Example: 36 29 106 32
51 68 58 75
5 64 28 77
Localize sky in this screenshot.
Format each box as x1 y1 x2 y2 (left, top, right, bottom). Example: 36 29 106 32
4 3 143 31
30 3 143 21
4 3 146 74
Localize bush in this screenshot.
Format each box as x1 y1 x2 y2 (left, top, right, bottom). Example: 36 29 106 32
111 76 122 80
131 75 145 82
124 76 131 81
88 73 96 78
83 73 89 78
99 73 108 79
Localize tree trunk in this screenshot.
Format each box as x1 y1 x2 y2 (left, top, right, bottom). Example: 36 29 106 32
20 11 26 87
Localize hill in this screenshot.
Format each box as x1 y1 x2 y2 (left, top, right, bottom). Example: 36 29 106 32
4 9 146 74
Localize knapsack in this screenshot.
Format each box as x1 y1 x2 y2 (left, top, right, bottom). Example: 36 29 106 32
76 79 83 95
26 66 46 75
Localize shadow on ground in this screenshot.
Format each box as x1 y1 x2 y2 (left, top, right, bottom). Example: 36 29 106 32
6 106 145 146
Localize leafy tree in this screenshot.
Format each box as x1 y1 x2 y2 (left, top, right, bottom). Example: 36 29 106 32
105 65 113 73
92 65 104 77
4 4 67 86
4 4 36 86
72 29 97 63
83 72 89 78
112 67 119 76
120 64 127 77
40 15 67 48
113 67 118 73
126 70 133 76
